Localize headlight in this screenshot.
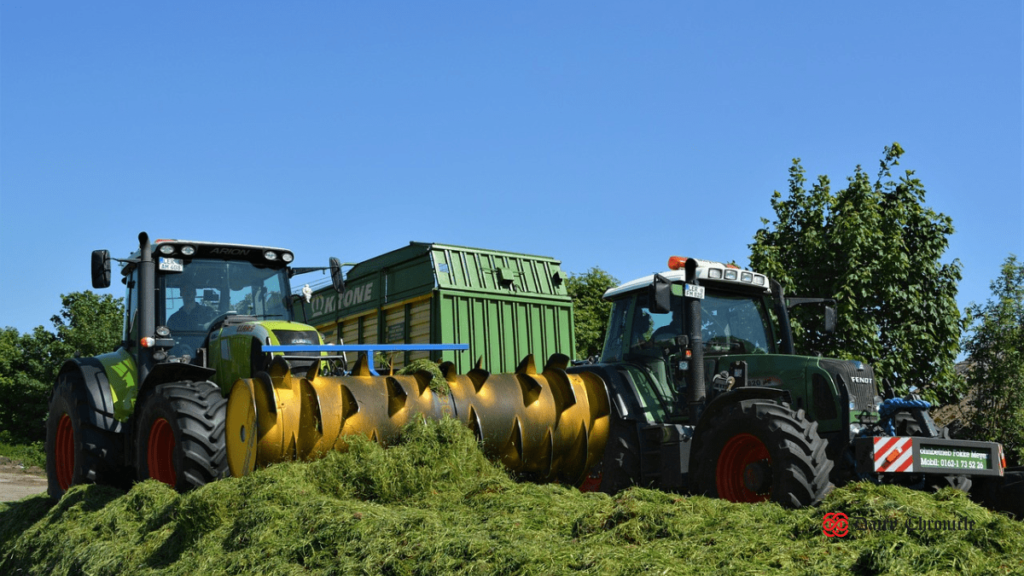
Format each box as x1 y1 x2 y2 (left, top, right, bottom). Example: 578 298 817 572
181 245 196 256
724 270 738 280
708 268 723 279
158 245 175 255
282 252 293 263
265 251 278 261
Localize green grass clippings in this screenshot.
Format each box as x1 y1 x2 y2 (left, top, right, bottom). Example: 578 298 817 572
2 419 1022 575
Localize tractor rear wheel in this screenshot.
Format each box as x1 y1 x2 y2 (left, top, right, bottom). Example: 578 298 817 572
693 399 833 508
45 372 128 500
134 381 228 492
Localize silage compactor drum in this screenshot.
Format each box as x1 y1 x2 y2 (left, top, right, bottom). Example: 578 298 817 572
225 348 610 486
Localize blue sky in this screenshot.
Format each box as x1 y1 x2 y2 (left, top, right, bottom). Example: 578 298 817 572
2 2 1021 341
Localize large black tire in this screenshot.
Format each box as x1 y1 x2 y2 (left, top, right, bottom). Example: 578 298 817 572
692 400 834 508
596 419 643 494
45 372 129 500
972 467 1024 520
134 381 228 492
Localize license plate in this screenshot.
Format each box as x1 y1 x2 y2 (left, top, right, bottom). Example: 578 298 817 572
685 284 705 299
158 257 184 272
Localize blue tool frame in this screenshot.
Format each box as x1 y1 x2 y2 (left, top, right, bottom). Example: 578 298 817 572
262 344 469 376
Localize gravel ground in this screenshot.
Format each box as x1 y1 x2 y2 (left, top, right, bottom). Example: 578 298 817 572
0 458 47 503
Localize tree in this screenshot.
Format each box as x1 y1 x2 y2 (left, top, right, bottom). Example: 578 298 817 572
961 255 1024 465
566 267 619 359
50 291 125 359
0 326 62 444
0 291 124 443
750 143 963 402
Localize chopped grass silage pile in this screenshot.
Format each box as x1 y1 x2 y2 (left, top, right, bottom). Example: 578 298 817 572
2 418 1023 575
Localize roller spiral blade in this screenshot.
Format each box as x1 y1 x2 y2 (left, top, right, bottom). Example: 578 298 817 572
226 353 610 487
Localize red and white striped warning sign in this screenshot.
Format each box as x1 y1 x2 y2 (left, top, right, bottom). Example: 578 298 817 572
873 437 915 473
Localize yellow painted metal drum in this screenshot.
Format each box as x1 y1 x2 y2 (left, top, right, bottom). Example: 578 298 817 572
225 354 609 486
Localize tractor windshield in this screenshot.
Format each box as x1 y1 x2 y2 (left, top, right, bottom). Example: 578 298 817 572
699 292 775 355
157 259 292 353
601 285 776 362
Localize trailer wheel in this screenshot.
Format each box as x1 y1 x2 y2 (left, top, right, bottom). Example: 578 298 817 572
45 372 128 500
134 381 228 492
693 400 833 508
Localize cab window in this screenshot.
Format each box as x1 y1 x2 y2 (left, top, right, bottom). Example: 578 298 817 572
699 292 774 354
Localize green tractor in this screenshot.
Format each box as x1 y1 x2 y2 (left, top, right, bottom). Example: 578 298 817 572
45 232 603 501
569 256 1008 508
45 233 346 498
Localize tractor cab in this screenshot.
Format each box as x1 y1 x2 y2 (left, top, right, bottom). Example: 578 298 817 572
114 240 298 364
598 257 784 424
91 235 345 396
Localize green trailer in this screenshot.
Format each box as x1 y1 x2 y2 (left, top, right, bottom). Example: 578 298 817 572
292 242 575 373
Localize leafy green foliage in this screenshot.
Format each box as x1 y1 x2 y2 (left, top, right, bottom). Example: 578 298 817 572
0 292 124 443
750 144 963 402
961 255 1024 465
0 439 46 469
2 419 1023 575
0 327 63 444
50 291 124 359
566 267 619 359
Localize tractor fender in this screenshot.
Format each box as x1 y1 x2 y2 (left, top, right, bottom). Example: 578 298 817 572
136 362 218 404
694 386 792 434
56 357 124 434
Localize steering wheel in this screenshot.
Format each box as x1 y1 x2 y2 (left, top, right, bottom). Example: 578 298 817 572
206 311 239 333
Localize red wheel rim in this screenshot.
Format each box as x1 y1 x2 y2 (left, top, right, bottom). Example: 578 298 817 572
147 418 176 486
55 414 75 490
716 433 771 503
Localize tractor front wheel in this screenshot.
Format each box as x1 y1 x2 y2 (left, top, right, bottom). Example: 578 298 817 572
134 381 228 492
693 399 834 508
45 373 127 500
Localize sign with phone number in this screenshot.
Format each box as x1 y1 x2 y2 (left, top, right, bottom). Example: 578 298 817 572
919 446 990 471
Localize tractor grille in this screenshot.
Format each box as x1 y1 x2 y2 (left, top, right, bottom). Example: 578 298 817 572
819 358 877 413
272 330 321 358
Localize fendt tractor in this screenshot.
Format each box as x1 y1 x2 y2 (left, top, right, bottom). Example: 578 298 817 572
569 256 1014 510
47 234 1017 516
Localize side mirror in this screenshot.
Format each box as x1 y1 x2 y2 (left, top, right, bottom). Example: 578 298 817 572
824 305 837 334
650 273 671 314
329 257 346 293
92 250 111 288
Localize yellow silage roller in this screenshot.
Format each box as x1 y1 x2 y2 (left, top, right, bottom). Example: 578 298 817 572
226 353 610 486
